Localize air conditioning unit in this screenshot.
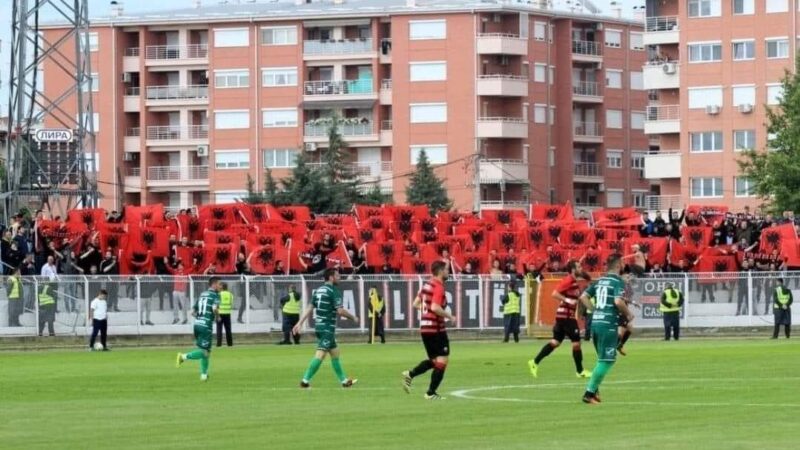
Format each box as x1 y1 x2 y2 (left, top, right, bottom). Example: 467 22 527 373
705 105 721 115
122 72 132 83
196 144 209 157
304 143 317 152
662 63 677 75
123 152 135 162
596 23 604 31
500 55 510 66
598 183 605 192
492 13 502 23
738 103 753 114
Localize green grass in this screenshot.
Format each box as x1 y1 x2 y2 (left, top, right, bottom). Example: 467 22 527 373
1 338 798 450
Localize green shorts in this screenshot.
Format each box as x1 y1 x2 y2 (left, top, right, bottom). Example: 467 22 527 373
591 326 618 362
315 330 337 351
194 325 213 351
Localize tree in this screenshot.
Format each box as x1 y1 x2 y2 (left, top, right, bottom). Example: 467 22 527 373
316 119 362 214
242 173 266 204
263 168 281 205
405 149 452 214
281 151 327 211
360 184 393 206
739 59 800 213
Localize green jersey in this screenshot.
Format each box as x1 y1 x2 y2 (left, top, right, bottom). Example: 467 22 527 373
583 274 626 330
313 283 342 334
193 289 221 330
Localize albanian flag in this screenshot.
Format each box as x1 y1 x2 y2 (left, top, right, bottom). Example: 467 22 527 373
682 227 713 251
759 224 797 253
685 205 728 225
176 246 208 274
530 203 574 221
624 237 669 267
560 227 596 248
204 230 239 245
593 208 642 229
67 208 106 231
198 204 236 227
124 204 165 227
99 232 128 255
365 241 404 269
353 204 387 222
129 226 170 258
581 247 610 273
481 209 527 227
204 243 237 274
247 245 278 274
387 205 429 222
325 241 353 269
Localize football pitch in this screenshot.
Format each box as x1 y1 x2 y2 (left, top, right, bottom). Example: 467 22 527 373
1 338 797 450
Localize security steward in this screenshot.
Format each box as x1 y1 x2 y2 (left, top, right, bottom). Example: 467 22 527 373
278 285 302 345
216 282 234 347
660 285 684 341
38 282 56 336
772 278 792 339
368 287 386 344
500 281 522 343
6 268 23 326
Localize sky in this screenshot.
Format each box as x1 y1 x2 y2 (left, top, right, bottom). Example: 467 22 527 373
0 0 644 114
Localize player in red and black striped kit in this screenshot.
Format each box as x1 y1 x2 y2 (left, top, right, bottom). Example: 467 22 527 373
528 260 593 379
401 261 454 400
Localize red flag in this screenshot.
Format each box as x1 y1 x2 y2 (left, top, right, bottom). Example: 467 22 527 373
271 206 311 223
685 205 729 225
67 208 106 231
523 226 548 250
560 227 596 247
239 204 270 224
402 257 431 275
697 252 738 273
198 204 236 226
390 220 420 240
760 223 797 252
176 246 208 274
176 215 203 241
319 215 357 228
353 204 386 222
455 251 489 274
682 227 713 251
99 232 128 255
781 239 800 268
325 241 353 269
204 230 239 246
481 209 527 226
204 243 237 274
580 247 610 273
625 237 669 267
454 226 489 252
122 251 154 275
365 241 404 269
386 205 429 222
489 231 523 252
593 208 643 229
246 233 283 248
530 203 574 221
247 245 278 274
129 226 170 258
124 204 165 227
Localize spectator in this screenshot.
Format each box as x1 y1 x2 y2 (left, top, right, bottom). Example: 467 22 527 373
99 250 120 312
639 213 654 237
652 211 668 237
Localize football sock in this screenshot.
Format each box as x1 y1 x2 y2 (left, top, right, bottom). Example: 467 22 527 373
586 360 614 394
572 349 584 373
428 362 447 395
331 357 346 383
200 355 209 375
534 343 555 364
619 330 631 348
409 360 434 378
185 349 204 360
302 358 323 382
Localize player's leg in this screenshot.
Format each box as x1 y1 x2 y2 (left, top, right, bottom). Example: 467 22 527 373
100 319 108 349
89 319 100 349
583 328 617 404
425 333 449 399
404 334 435 392
529 323 563 377
569 322 591 378
328 345 356 387
301 332 332 387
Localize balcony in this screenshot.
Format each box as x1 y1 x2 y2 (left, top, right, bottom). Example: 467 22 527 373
572 81 602 103
308 161 392 180
573 162 603 182
379 79 392 105
124 167 141 192
475 117 528 139
476 75 528 97
573 121 603 143
644 151 681 179
303 38 375 60
476 33 528 56
479 159 529 184
303 80 377 108
379 38 392 64
124 128 141 153
571 40 602 63
643 62 680 90
144 44 208 65
146 165 209 188
480 201 530 211
123 47 140 72
304 121 378 145
123 87 140 113
644 16 679 46
644 195 682 211
645 105 680 135
380 120 393 146
145 85 209 106
145 125 209 145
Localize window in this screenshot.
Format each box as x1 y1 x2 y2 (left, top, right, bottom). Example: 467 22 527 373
734 129 756 151
630 71 644 90
215 110 250 129
533 21 546 41
533 104 547 124
629 32 644 50
409 20 446 40
606 109 622 129
607 150 623 168
767 84 784 105
410 62 447 81
733 0 754 14
81 72 99 92
549 106 555 124
214 150 250 169
606 190 624 208
632 192 646 209
81 32 98 52
767 132 778 150
735 177 755 197
533 63 547 82
766 0 788 12
605 30 622 48
261 26 297 45
606 70 622 88
76 113 100 130
262 108 298 128
631 152 646 169
549 66 555 85
688 87 723 108
732 85 756 106
688 42 722 62
215 191 247 204
732 40 755 60
410 145 447 165
263 148 299 168
766 38 789 58
631 112 645 129
84 152 100 173
690 131 723 152
214 69 250 89
410 103 447 123
262 67 297 87
691 177 723 198
688 0 721 17
214 28 249 47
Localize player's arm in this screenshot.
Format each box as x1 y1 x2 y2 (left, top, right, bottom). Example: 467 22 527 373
213 302 220 323
293 305 315 334
429 302 454 321
614 297 634 322
579 293 594 311
337 306 358 322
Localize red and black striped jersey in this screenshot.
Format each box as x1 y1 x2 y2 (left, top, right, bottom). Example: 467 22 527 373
419 277 447 334
554 274 581 320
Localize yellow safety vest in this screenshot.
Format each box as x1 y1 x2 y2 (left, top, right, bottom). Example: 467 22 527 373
8 277 21 300
504 291 521 315
369 295 384 318
660 289 681 313
219 291 233 315
775 287 791 309
282 292 301 315
38 285 55 306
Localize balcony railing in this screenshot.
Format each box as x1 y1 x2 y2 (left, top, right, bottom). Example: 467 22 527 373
646 105 680 121
304 121 374 137
125 127 141 137
381 79 392 90
380 120 393 131
147 165 209 181
573 162 602 178
126 167 141 177
307 161 392 177
146 125 209 140
144 44 208 60
645 16 679 33
303 38 373 55
477 116 526 124
644 195 682 211
573 80 600 97
478 74 527 81
125 87 141 96
124 47 140 57
572 40 602 56
477 32 521 38
573 121 602 137
303 79 373 96
145 85 209 100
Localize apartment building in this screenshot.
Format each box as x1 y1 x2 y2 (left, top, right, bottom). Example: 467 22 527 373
643 0 796 211
41 0 652 213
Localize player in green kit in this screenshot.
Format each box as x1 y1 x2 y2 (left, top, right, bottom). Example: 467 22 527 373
293 268 359 388
176 277 221 381
579 254 633 404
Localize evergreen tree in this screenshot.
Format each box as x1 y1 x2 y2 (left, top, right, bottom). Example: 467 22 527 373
242 173 265 204
281 151 327 210
317 119 362 214
263 168 280 205
739 58 800 213
405 149 452 214
360 183 393 206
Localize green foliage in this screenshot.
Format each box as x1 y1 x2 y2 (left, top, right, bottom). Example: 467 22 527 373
360 184 393 206
242 174 266 204
263 168 281 206
739 58 800 214
405 149 452 214
315 119 362 214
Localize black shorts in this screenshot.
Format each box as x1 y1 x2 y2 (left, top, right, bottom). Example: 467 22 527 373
422 332 450 359
552 319 581 343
